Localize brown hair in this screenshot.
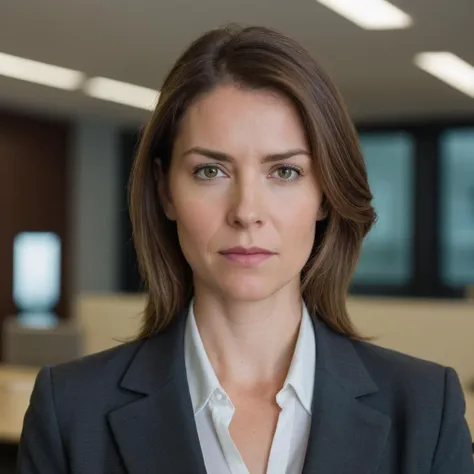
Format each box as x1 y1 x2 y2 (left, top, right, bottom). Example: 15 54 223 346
129 25 376 340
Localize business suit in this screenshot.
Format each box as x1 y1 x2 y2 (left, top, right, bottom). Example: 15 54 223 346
18 311 474 474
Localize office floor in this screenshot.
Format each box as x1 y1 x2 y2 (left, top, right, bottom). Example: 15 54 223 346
0 444 17 474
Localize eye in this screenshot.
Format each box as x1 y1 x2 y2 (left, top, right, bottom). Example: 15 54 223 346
271 166 302 182
193 165 226 180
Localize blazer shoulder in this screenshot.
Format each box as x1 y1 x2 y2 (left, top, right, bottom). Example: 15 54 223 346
48 338 146 396
351 338 448 394
350 339 473 472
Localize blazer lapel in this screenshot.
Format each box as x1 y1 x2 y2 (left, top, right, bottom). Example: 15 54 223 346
303 318 392 474
107 313 207 474
106 308 391 474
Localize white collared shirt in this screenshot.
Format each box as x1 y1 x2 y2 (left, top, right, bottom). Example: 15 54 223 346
184 302 316 474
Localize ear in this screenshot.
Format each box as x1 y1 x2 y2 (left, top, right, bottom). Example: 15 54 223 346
154 158 176 220
316 195 328 221
316 207 327 221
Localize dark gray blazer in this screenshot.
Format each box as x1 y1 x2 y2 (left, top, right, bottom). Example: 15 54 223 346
18 312 474 474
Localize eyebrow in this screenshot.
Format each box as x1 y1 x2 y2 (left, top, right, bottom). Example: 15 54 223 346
181 146 309 163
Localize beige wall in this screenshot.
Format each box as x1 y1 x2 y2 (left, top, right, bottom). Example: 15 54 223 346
349 297 474 384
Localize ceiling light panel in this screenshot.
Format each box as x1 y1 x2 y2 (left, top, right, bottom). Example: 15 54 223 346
316 0 413 30
414 52 474 98
0 52 84 90
83 77 159 110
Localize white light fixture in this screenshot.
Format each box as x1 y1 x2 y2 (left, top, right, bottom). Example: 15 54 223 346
83 76 159 110
13 232 61 328
0 52 84 90
316 0 413 29
414 52 474 98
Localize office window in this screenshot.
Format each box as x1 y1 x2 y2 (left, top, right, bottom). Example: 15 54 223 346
440 129 474 287
353 133 414 285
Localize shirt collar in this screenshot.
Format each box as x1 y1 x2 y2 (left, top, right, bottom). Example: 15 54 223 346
184 302 222 415
184 300 316 416
280 303 316 414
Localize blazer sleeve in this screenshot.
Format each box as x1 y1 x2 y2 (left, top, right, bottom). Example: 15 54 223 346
431 367 474 473
17 367 68 474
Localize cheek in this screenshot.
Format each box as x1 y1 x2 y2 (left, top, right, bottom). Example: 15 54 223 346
275 192 320 249
283 208 317 240
277 186 321 226
285 212 317 269
173 198 220 253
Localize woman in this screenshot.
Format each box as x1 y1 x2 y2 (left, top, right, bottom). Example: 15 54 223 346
18 25 473 474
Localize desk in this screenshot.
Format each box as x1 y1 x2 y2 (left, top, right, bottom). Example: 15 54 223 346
0 364 474 444
0 365 39 443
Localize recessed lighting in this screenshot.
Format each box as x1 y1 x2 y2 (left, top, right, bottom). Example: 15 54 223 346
414 52 474 98
83 77 159 110
316 0 413 30
0 52 84 90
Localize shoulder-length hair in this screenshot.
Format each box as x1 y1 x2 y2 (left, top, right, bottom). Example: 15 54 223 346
129 25 376 340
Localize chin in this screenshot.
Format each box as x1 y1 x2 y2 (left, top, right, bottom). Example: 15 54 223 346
216 275 283 302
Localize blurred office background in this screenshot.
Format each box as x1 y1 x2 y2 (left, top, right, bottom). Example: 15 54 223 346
0 0 473 470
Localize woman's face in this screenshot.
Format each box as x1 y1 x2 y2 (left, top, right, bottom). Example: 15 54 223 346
160 85 324 302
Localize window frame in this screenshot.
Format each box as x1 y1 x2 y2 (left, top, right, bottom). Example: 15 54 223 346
354 119 474 298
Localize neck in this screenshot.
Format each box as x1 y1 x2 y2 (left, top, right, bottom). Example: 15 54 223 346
192 283 303 395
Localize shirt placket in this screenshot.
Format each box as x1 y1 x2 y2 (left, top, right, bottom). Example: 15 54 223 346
265 388 296 474
209 389 250 474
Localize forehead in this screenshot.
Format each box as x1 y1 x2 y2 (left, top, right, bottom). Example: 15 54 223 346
173 85 308 155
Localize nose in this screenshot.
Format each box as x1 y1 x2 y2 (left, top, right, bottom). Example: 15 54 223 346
226 177 265 229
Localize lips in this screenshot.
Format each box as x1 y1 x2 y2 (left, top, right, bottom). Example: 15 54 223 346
220 246 275 256
219 247 276 266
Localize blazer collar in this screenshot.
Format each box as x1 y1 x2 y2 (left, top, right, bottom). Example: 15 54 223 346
108 311 391 474
302 317 391 474
108 311 207 474
118 311 187 395
311 317 378 398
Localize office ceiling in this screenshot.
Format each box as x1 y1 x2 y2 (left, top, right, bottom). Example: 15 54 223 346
0 0 473 125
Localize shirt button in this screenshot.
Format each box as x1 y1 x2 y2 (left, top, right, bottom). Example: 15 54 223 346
215 391 224 402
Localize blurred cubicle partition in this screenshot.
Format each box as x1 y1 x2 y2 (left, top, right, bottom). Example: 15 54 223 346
75 293 145 355
2 317 83 367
